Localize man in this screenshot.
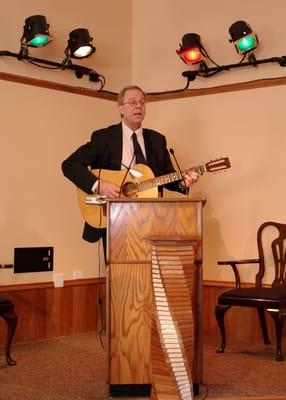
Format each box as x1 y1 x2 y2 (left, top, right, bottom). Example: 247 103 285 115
62 85 199 245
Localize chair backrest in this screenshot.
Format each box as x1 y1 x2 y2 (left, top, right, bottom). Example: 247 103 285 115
256 221 286 288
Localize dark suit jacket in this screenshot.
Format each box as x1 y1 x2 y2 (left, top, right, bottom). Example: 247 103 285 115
62 122 187 242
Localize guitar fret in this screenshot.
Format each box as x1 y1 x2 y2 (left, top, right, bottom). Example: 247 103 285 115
138 170 190 193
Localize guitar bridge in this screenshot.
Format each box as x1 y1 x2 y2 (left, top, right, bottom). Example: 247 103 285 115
85 196 107 205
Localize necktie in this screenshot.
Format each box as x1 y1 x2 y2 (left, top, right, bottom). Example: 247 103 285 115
132 132 146 164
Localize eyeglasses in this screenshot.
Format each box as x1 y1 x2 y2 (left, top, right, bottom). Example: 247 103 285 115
122 99 146 107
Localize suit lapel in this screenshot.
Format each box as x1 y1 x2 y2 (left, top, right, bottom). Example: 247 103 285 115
143 129 162 177
109 123 123 169
143 129 153 164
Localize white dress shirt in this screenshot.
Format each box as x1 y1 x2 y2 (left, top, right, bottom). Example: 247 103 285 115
121 121 146 169
92 121 146 193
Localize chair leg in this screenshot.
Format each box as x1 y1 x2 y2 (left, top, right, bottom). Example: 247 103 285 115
215 304 231 353
1 310 18 366
256 307 271 345
267 309 285 361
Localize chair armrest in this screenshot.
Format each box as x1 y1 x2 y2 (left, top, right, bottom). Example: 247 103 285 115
218 258 260 265
217 258 260 288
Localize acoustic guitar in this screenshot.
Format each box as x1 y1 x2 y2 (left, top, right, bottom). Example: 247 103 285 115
77 157 231 228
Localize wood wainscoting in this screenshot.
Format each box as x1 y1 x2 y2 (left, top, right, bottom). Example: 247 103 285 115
0 278 106 344
0 279 284 346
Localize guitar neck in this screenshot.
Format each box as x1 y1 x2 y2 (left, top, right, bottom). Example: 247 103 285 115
137 165 205 193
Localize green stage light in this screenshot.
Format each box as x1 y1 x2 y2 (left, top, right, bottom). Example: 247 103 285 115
237 36 256 53
29 35 49 47
22 15 52 48
229 20 258 55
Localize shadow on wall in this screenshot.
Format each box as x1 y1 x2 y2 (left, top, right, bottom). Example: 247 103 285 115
198 194 233 280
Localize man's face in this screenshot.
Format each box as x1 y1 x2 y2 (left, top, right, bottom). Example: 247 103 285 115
119 88 146 130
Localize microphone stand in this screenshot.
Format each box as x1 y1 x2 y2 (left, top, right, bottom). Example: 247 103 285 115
119 153 136 196
169 148 189 195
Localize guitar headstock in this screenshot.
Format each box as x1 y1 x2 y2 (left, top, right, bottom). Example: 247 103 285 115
205 157 231 173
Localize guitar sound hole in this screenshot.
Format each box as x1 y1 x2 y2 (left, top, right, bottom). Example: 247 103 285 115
122 182 138 197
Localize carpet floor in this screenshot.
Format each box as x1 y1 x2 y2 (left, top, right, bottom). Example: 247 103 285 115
0 333 286 400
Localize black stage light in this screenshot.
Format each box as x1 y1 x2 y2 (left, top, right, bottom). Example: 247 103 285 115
67 28 95 59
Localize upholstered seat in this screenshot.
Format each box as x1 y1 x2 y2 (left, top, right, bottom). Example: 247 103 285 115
220 287 286 303
0 295 18 365
215 221 286 361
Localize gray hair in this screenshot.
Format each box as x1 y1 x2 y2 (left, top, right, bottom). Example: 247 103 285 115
117 85 147 105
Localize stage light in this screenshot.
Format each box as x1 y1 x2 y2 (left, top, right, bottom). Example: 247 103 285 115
21 15 52 48
67 28 95 59
1 18 104 87
229 20 258 55
176 33 204 65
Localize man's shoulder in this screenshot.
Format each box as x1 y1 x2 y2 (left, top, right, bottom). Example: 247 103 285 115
91 123 122 139
143 128 166 141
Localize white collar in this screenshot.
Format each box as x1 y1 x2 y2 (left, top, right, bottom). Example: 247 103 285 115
122 121 143 139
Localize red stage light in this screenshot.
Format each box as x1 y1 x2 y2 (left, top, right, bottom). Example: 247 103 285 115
177 47 203 64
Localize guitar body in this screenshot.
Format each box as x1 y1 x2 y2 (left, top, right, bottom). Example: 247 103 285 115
76 157 231 229
77 164 157 228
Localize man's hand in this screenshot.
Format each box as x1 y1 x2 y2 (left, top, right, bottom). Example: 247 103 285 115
180 169 199 188
98 180 121 197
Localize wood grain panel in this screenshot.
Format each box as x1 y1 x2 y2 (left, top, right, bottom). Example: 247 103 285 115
107 199 204 389
1 279 282 349
0 278 106 344
108 199 201 263
150 239 201 399
109 262 153 384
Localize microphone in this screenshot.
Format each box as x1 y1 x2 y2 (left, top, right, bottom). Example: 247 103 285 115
169 148 189 195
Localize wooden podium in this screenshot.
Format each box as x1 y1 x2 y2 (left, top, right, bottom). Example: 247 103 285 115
106 198 204 398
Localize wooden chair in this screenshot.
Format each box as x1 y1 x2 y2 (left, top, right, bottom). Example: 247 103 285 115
215 221 286 361
0 295 18 365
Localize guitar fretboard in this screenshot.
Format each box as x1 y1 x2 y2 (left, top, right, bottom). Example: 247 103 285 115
137 166 205 192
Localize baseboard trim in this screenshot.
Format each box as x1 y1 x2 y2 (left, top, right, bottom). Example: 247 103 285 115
0 278 267 294
0 277 106 292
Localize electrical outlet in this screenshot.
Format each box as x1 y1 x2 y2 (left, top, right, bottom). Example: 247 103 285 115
53 273 64 287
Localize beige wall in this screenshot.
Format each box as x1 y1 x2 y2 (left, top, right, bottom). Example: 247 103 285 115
132 0 286 91
132 0 286 283
0 0 132 91
0 80 119 284
0 0 132 284
1 0 286 285
145 87 286 282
